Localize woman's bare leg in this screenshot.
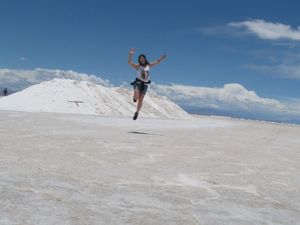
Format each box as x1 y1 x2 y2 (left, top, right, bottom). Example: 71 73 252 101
133 88 140 102
137 93 145 112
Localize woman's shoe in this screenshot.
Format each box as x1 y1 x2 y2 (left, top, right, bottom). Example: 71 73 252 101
133 112 139 120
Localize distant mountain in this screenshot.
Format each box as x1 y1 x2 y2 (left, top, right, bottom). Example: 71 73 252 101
151 83 300 125
183 106 300 124
0 79 190 119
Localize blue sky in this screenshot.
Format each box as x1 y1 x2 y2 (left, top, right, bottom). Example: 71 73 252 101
0 0 300 122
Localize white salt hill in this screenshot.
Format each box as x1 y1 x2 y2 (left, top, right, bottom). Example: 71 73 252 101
0 78 190 119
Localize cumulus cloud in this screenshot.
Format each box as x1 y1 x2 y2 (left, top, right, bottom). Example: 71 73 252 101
0 68 111 91
152 83 284 110
229 19 300 41
226 20 300 80
151 83 300 123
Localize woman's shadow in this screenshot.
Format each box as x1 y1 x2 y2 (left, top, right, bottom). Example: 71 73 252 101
128 131 163 136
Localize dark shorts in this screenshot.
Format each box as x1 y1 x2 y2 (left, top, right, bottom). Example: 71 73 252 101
134 81 148 94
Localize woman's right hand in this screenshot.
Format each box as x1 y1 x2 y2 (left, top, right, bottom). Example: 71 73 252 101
129 48 135 54
128 48 138 69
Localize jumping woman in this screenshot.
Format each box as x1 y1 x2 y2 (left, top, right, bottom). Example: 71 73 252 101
128 48 166 120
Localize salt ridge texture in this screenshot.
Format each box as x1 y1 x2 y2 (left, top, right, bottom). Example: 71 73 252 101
0 78 190 119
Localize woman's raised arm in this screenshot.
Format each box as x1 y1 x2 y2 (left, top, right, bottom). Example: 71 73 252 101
128 48 138 69
150 53 166 67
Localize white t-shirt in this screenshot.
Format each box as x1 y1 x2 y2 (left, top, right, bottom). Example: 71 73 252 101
136 65 150 83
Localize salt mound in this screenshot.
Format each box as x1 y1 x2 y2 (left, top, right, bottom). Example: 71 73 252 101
0 79 190 119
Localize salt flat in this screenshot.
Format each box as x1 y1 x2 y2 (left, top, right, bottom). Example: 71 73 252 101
0 110 299 225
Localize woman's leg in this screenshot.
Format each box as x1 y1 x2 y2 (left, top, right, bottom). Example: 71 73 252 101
133 85 146 120
133 91 142 120
137 93 145 112
133 88 140 102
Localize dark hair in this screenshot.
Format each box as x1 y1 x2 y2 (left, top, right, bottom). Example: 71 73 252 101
138 54 149 66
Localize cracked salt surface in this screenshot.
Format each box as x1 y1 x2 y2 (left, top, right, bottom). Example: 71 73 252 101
0 110 299 225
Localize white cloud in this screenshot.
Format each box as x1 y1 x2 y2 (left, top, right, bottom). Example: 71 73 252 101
19 57 27 62
229 19 300 41
0 68 111 91
151 83 300 122
152 83 284 110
